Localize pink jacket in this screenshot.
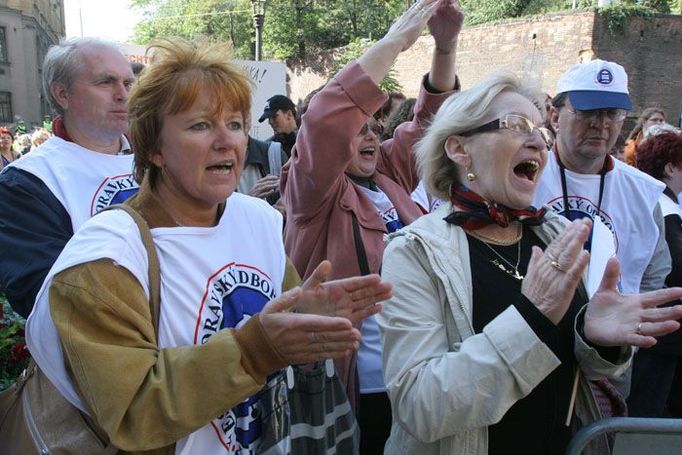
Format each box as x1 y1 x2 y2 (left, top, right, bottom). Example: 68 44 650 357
281 61 457 405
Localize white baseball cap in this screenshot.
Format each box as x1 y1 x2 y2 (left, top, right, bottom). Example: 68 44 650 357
556 59 632 111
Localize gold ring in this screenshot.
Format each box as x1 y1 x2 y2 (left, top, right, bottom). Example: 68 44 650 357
636 322 643 335
550 259 566 272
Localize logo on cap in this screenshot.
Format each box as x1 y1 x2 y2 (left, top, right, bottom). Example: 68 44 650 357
263 101 270 109
596 69 614 86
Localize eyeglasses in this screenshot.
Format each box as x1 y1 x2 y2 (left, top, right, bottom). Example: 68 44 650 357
566 107 627 123
358 121 383 137
459 114 554 148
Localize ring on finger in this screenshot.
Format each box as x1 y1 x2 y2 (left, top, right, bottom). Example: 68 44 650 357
636 322 643 335
550 259 566 272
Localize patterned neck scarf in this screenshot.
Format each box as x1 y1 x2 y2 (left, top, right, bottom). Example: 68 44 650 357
444 182 546 230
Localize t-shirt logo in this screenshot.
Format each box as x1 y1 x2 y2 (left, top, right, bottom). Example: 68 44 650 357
596 69 614 86
381 207 404 233
548 195 618 251
90 173 139 215
194 263 277 453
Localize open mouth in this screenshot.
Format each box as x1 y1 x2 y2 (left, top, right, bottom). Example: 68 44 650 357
206 161 235 173
359 146 375 158
513 159 540 181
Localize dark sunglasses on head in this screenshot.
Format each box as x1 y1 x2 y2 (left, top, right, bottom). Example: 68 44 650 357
358 121 383 137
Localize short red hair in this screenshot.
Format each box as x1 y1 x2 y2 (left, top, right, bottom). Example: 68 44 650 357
635 131 682 180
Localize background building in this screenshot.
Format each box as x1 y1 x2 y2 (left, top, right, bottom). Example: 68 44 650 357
0 0 64 127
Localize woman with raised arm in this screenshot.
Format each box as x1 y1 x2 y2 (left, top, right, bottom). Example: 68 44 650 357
281 0 463 452
378 72 682 454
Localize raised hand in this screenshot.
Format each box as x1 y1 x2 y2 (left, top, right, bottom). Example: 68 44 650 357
296 260 391 325
584 257 682 348
383 0 438 52
260 287 361 364
428 0 464 51
522 218 591 324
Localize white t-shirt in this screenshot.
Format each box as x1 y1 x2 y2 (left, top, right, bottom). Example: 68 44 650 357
534 153 664 294
27 193 286 454
411 180 444 213
357 186 407 393
10 136 138 231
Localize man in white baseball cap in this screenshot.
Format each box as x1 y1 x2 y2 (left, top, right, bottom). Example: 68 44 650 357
533 58 672 399
535 58 669 294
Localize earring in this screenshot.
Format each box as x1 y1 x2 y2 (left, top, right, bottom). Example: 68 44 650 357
466 172 476 182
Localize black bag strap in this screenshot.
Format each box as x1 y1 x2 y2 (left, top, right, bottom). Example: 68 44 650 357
350 212 371 276
101 204 161 337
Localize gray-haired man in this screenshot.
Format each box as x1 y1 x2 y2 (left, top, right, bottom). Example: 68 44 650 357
0 37 138 318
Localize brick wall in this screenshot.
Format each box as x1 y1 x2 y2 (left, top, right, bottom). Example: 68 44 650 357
287 9 682 128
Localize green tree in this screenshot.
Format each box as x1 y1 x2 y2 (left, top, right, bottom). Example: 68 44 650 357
133 0 408 61
132 0 254 58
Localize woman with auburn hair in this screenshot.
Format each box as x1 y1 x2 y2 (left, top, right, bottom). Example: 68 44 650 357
630 129 682 417
378 71 682 454
26 38 390 453
623 107 666 165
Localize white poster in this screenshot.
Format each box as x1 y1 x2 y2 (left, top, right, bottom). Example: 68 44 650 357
236 60 288 141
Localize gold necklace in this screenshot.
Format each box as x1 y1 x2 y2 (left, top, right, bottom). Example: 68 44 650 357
467 224 522 246
477 238 524 281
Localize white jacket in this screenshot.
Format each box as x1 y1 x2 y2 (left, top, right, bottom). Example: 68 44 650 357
378 203 633 455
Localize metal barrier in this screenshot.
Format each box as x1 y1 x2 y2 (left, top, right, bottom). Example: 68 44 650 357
565 417 682 455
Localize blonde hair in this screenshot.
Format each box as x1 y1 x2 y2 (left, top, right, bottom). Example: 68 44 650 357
128 38 253 185
416 71 545 200
30 128 51 147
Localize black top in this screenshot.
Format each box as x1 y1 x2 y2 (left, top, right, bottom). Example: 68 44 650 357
467 226 584 455
648 187 682 356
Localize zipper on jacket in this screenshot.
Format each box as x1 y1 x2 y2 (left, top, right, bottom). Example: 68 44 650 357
21 385 50 454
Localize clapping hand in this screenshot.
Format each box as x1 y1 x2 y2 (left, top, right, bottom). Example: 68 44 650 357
584 257 682 348
258 260 391 365
296 260 391 325
522 218 592 324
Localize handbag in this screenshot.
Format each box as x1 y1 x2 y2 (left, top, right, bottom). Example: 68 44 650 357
258 359 359 455
0 204 161 455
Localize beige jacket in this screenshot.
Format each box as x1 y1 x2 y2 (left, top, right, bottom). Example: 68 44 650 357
378 204 633 455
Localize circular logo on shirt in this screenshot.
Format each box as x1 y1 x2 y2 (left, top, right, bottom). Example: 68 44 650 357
546 196 619 251
194 263 277 452
596 68 614 86
89 173 139 215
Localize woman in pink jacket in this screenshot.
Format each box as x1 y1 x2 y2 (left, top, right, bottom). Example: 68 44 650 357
281 0 464 452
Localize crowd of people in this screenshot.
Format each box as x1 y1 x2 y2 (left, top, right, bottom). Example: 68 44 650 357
1 0 682 454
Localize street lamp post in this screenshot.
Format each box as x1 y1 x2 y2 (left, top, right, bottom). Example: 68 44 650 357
251 0 268 61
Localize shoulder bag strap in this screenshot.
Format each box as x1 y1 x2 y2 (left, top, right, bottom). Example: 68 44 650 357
100 204 161 337
350 212 371 276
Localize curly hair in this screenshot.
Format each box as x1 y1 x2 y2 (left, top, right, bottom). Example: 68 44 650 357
128 38 253 186
635 131 682 181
